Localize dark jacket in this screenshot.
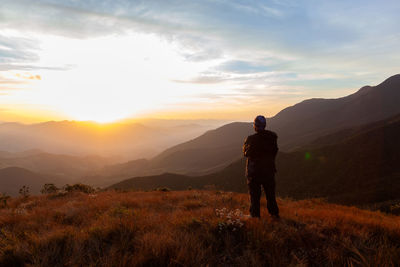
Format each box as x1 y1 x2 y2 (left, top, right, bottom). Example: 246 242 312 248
243 130 278 178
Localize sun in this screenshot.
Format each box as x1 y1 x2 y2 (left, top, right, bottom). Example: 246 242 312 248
2 31 226 123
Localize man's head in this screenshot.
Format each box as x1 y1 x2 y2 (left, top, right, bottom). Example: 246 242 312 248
253 115 266 132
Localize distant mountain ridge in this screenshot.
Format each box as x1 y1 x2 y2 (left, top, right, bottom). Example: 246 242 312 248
110 113 400 206
0 120 220 160
2 74 400 193
85 122 254 186
99 74 400 185
269 74 400 150
0 151 113 182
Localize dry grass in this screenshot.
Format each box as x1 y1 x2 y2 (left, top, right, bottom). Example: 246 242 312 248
0 190 399 266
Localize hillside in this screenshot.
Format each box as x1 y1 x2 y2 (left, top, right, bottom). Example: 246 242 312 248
109 159 247 193
0 190 399 266
0 167 60 196
110 114 400 207
269 74 400 150
276 113 400 205
149 122 253 174
85 122 253 186
98 74 400 185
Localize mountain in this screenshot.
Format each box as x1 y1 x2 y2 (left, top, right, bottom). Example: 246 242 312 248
110 113 400 206
150 122 253 174
86 122 253 186
276 113 400 205
269 74 400 150
0 120 222 160
0 152 114 182
109 158 247 193
100 74 400 185
0 167 61 196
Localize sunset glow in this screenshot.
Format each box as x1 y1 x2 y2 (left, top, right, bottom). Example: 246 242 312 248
1 31 227 122
1 0 400 123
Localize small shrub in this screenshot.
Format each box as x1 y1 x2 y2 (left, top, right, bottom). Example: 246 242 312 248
154 187 170 192
41 183 59 194
19 185 30 198
215 208 245 233
0 193 10 208
63 183 95 194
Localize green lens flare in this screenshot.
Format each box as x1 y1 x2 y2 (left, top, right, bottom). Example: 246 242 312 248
305 152 311 160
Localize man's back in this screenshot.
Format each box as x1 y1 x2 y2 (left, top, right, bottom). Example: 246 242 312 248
243 130 278 177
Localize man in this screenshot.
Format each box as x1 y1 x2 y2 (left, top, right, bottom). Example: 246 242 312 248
243 115 279 218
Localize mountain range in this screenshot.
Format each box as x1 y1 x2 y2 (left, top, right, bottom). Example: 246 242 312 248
95 74 400 187
1 74 400 203
0 120 222 160
268 74 400 150
110 113 400 206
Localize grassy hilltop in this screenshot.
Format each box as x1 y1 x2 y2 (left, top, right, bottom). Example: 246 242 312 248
1 190 400 266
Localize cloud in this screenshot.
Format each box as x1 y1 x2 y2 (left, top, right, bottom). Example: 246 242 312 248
0 34 40 68
15 73 41 80
0 0 399 118
210 0 284 18
0 79 25 85
217 60 271 74
1 0 397 74
172 75 226 84
0 75 25 92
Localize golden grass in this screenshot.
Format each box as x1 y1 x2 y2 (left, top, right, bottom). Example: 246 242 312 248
0 190 399 266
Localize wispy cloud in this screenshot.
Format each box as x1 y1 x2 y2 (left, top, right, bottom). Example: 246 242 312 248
172 75 226 85
0 0 399 120
0 34 40 69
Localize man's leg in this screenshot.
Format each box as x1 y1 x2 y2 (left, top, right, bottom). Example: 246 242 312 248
248 179 261 217
262 175 279 217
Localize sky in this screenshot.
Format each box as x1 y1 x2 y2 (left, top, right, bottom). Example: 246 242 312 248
0 0 399 123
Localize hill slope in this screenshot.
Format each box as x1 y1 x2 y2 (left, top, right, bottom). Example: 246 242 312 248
85 122 253 186
276 113 400 204
1 191 399 266
110 114 400 206
150 122 253 174
0 167 60 196
100 74 400 185
269 74 400 150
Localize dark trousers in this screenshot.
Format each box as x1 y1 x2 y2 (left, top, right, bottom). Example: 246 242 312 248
247 174 279 217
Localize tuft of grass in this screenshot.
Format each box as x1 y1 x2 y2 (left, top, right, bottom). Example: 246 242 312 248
0 190 399 266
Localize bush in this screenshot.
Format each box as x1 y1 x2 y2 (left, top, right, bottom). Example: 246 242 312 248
41 184 59 194
63 183 95 194
154 187 170 192
19 185 30 198
0 193 10 208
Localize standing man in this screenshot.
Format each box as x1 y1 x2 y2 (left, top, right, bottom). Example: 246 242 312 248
243 115 279 218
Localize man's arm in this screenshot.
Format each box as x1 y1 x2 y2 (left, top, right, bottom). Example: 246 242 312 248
272 134 278 158
243 136 251 157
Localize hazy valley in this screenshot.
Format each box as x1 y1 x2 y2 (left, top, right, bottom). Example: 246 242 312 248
1 74 400 206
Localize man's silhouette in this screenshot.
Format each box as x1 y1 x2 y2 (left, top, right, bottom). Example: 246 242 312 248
243 115 279 218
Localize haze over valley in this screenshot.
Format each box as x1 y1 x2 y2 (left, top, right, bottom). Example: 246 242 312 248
1 74 400 204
